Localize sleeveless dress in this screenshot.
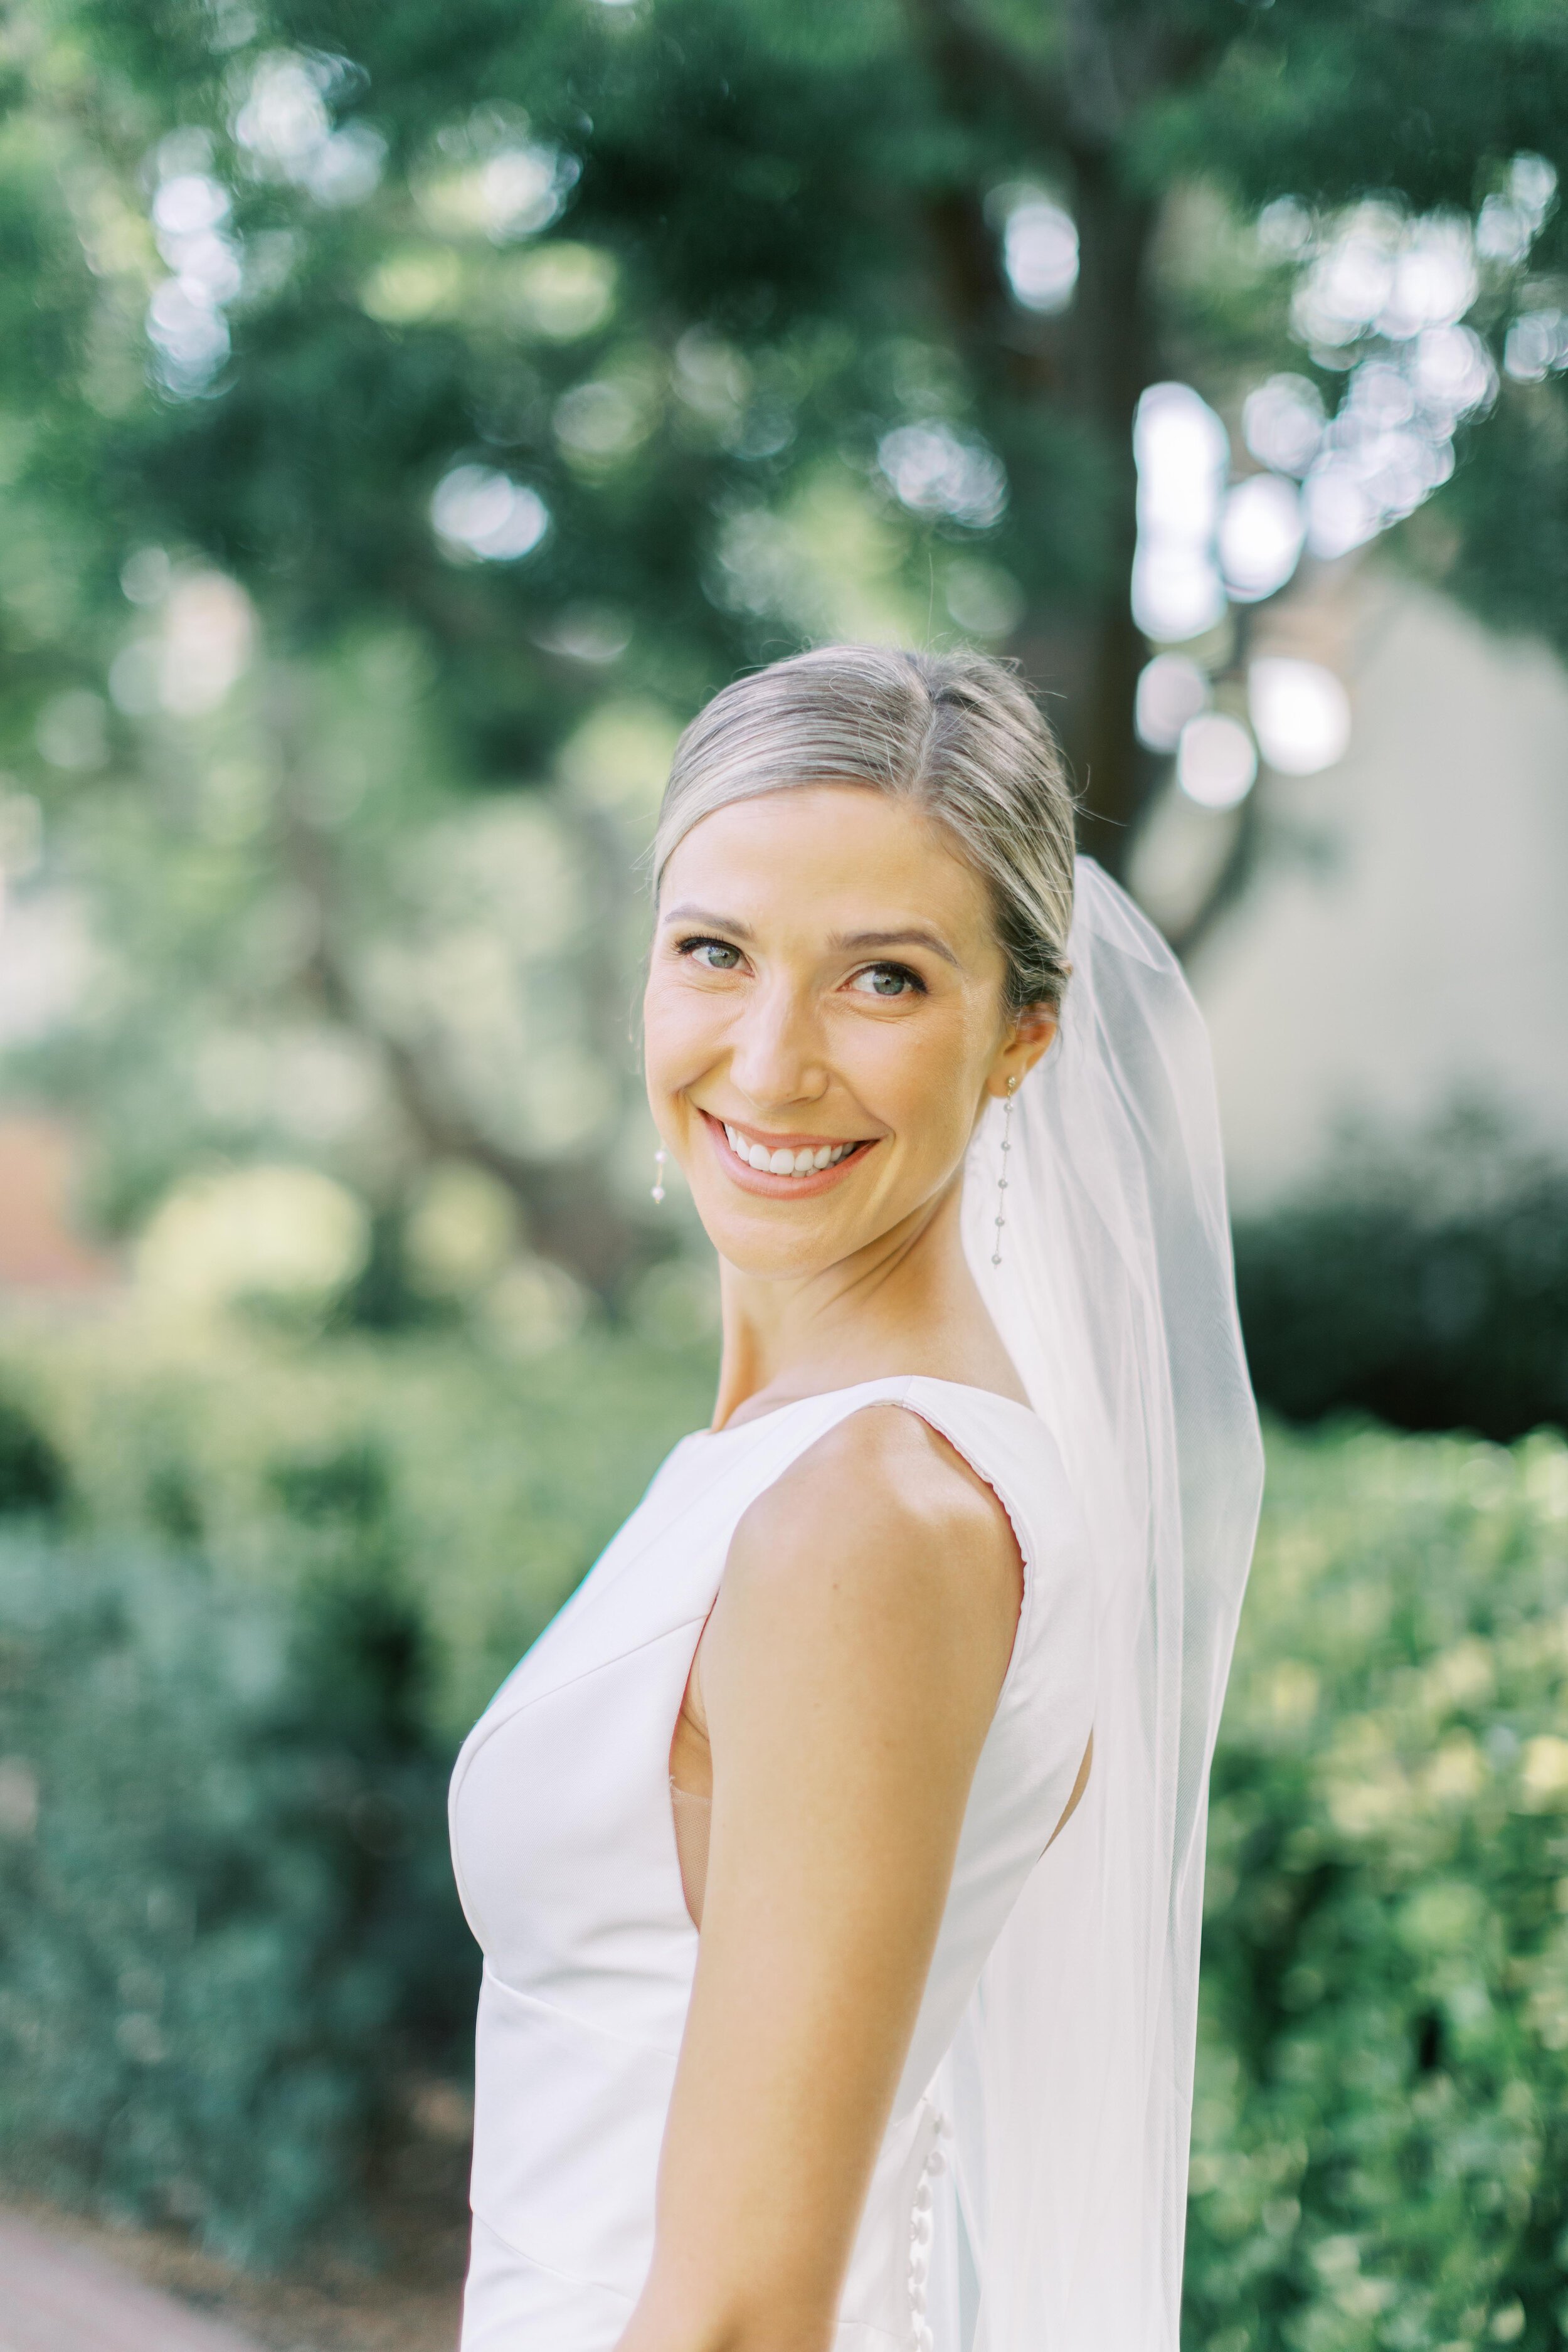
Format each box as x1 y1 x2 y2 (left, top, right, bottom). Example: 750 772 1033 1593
448 1375 1096 2351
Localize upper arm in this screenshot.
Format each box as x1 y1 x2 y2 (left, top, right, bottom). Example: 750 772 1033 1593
625 1406 1022 2352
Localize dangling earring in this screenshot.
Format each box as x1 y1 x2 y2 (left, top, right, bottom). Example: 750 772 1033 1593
650 1148 667 1204
991 1076 1017 1267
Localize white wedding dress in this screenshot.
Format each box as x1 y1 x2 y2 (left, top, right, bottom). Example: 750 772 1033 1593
449 860 1264 2352
449 1375 1096 2352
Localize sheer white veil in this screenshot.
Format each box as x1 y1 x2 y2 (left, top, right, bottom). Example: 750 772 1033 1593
945 855 1264 2351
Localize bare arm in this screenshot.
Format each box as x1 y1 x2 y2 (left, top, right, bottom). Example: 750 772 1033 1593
618 1404 1023 2352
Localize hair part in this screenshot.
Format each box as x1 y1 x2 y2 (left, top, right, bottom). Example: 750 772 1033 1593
652 645 1078 1014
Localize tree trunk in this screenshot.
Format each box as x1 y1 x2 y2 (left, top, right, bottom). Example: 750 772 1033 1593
901 0 1165 877
1058 159 1160 875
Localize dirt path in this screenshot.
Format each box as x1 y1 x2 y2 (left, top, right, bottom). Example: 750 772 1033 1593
0 2192 464 2352
1 2208 266 2351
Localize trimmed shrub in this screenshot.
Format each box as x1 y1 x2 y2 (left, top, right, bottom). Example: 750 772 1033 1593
0 1319 721 1740
0 1316 717 2262
1186 1421 1568 2352
0 1527 471 2267
1235 1130 1568 1445
6 1308 1568 2336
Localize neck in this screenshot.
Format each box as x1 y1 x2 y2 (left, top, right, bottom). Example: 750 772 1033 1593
711 1177 1022 1428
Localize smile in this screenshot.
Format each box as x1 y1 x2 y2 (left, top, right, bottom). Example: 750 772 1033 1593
723 1121 861 1176
700 1111 876 1192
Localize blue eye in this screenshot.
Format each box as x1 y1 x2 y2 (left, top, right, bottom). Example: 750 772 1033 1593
681 937 742 971
850 963 923 999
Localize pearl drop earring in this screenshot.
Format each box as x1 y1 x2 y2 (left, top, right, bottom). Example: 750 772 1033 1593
650 1148 667 1205
992 1076 1017 1267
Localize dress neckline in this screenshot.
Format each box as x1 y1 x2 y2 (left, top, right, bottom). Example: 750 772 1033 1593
697 1372 1046 1441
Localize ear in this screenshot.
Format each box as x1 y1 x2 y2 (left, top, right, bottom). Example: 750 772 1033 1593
985 1002 1058 1099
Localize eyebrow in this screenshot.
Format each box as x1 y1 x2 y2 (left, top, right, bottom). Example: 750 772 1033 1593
660 904 756 939
661 906 961 970
829 927 961 969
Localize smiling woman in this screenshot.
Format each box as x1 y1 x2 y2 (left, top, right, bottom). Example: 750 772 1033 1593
647 783 1055 1276
447 646 1262 2352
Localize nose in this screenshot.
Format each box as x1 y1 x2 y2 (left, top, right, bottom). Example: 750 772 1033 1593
727 975 829 1111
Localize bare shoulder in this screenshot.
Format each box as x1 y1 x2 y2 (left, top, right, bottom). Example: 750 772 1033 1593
727 1402 1023 1641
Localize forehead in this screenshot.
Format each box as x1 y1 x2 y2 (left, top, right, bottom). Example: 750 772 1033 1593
661 783 993 939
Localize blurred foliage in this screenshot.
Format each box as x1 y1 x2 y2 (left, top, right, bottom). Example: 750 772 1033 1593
1188 1421 1568 2352
1237 1114 1568 1446
0 1308 719 1734
0 1522 463 2267
0 1310 715 2264
1 6 1567 2296
0 0 1564 1291
0 1390 68 1512
2 1311 1567 2333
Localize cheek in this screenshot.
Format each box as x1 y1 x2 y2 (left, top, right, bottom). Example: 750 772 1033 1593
854 1010 990 1152
642 976 721 1096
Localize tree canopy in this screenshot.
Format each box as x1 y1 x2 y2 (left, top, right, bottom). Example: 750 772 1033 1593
1 0 1564 1295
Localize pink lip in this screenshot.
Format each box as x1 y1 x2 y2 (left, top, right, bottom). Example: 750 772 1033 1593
699 1111 877 1199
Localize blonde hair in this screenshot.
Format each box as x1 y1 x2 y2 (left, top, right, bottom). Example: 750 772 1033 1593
652 645 1076 1013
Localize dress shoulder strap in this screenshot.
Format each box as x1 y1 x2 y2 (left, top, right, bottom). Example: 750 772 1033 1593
747 1375 1081 1629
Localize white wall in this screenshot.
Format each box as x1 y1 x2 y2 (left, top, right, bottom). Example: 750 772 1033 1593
1187 579 1568 1207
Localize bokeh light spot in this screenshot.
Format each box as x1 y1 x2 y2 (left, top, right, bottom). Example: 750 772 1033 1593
1248 658 1352 776
1177 712 1258 810
877 423 1007 528
1135 654 1210 753
1221 475 1305 604
431 467 550 562
1002 194 1079 315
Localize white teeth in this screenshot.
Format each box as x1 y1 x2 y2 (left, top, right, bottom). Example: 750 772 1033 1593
719 1120 861 1175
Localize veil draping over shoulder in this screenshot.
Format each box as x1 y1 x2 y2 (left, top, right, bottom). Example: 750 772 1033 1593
944 856 1264 2352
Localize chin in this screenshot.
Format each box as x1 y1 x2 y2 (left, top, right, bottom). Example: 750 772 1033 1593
694 1194 864 1281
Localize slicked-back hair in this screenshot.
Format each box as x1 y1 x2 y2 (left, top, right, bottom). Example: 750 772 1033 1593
652 645 1076 1014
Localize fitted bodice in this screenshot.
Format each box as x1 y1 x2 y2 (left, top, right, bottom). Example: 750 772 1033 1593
449 1376 1096 2351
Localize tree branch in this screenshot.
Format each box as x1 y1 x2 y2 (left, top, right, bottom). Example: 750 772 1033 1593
265 678 651 1300
1162 782 1265 969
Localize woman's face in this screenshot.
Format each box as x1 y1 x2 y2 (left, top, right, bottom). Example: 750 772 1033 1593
643 783 1055 1279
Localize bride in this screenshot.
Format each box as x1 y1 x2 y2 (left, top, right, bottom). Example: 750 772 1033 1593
448 645 1263 2352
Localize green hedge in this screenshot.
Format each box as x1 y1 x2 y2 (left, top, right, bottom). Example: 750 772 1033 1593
0 1316 719 1740
4 1315 1568 2339
1234 1150 1568 1446
0 1526 465 2265
0 1316 717 2264
1187 1422 1568 2351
